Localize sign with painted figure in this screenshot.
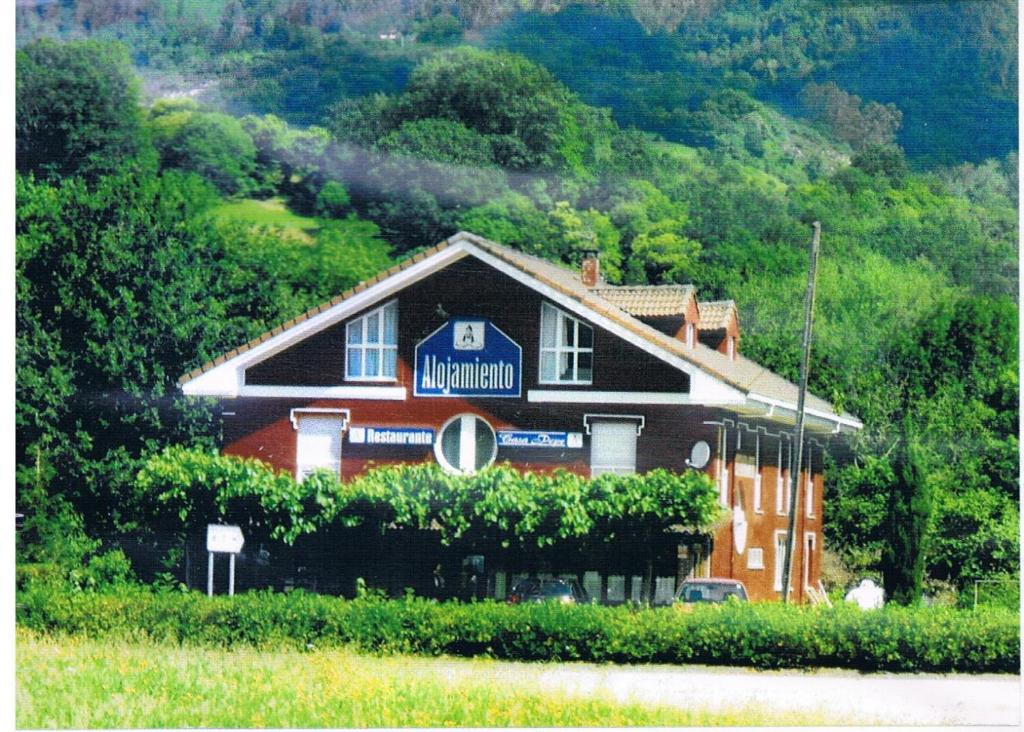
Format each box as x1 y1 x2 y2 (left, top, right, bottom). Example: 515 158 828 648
414 318 522 398
496 431 584 448
349 426 434 445
453 321 485 351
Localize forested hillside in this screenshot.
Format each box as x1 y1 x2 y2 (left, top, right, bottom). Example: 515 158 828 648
16 1 1018 602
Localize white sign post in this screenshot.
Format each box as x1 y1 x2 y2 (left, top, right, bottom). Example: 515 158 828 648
206 524 245 597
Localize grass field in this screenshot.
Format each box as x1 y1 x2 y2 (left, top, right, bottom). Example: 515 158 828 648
212 197 320 242
16 631 834 728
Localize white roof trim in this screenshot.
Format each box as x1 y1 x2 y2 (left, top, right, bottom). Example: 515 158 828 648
243 385 406 400
744 393 863 432
289 408 351 430
463 241 746 406
529 390 693 405
181 245 470 397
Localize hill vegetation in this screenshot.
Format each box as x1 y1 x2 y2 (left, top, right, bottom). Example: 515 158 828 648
15 1 1018 600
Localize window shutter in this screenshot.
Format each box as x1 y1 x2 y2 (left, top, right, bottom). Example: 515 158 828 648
296 414 344 480
590 420 637 476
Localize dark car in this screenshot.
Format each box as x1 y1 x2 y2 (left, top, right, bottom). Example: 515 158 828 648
674 578 748 605
506 578 542 604
508 578 588 605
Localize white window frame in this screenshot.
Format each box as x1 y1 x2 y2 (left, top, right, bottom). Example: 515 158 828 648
345 300 398 382
727 336 736 360
753 433 763 513
775 439 790 515
805 444 815 518
539 302 594 385
685 322 695 348
717 426 729 506
747 547 764 570
773 530 791 592
803 532 817 590
434 413 497 475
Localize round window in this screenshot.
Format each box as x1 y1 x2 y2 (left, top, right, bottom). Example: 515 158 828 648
435 414 497 475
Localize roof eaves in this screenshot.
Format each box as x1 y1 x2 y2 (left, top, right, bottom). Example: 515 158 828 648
178 240 453 385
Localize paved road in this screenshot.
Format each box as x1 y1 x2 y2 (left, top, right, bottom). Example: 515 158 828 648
528 662 1021 726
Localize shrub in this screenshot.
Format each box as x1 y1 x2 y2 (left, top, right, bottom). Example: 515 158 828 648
136 448 723 549
16 588 1018 673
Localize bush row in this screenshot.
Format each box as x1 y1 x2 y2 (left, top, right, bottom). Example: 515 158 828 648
16 586 1019 673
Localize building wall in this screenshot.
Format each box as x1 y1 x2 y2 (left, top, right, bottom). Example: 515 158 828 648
222 398 826 601
220 257 826 602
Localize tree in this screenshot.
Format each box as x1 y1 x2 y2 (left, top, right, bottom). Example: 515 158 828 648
388 47 611 172
800 81 902 151
378 118 495 167
315 180 351 218
17 39 154 182
149 99 259 196
16 170 301 535
881 417 931 605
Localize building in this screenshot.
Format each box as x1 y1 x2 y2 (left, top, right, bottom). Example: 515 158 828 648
181 231 861 602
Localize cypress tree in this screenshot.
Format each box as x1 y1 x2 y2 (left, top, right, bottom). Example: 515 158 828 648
882 417 931 604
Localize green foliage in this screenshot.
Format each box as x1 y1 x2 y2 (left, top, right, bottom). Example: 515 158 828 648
16 491 136 594
415 13 463 46
800 82 902 151
149 99 260 195
851 144 909 186
15 169 314 538
314 181 351 218
456 196 623 282
826 293 1019 588
881 418 931 605
379 118 496 167
17 589 1020 674
136 448 723 548
961 573 1020 611
17 38 154 182
327 47 613 175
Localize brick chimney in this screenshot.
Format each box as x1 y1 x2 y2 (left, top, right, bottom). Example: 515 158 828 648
581 249 600 288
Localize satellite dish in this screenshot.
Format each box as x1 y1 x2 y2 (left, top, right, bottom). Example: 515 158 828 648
688 441 711 469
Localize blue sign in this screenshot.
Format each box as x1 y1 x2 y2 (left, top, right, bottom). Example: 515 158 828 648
414 319 522 398
349 426 434 446
497 431 584 449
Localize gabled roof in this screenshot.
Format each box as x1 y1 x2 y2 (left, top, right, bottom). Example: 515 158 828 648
698 300 738 331
181 231 861 434
590 285 695 318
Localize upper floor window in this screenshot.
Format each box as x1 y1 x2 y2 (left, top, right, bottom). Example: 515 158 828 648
346 300 398 381
539 302 593 384
685 322 695 348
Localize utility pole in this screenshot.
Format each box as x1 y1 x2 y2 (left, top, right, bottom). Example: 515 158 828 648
782 222 820 604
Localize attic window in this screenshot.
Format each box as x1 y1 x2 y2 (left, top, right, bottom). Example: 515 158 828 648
727 336 736 360
346 300 398 381
685 323 695 348
539 302 593 385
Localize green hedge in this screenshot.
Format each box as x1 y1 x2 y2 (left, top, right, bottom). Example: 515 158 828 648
16 586 1019 673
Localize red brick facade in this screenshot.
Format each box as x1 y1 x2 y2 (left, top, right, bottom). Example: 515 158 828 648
185 233 857 603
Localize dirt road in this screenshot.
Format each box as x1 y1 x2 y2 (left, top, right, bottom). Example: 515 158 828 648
530 662 1021 726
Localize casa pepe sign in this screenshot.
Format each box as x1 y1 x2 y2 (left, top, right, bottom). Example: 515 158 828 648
414 318 522 398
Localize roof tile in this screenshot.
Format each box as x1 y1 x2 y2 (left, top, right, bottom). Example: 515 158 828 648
591 285 696 317
698 300 737 330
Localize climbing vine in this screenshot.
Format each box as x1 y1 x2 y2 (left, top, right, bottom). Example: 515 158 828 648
136 446 723 547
